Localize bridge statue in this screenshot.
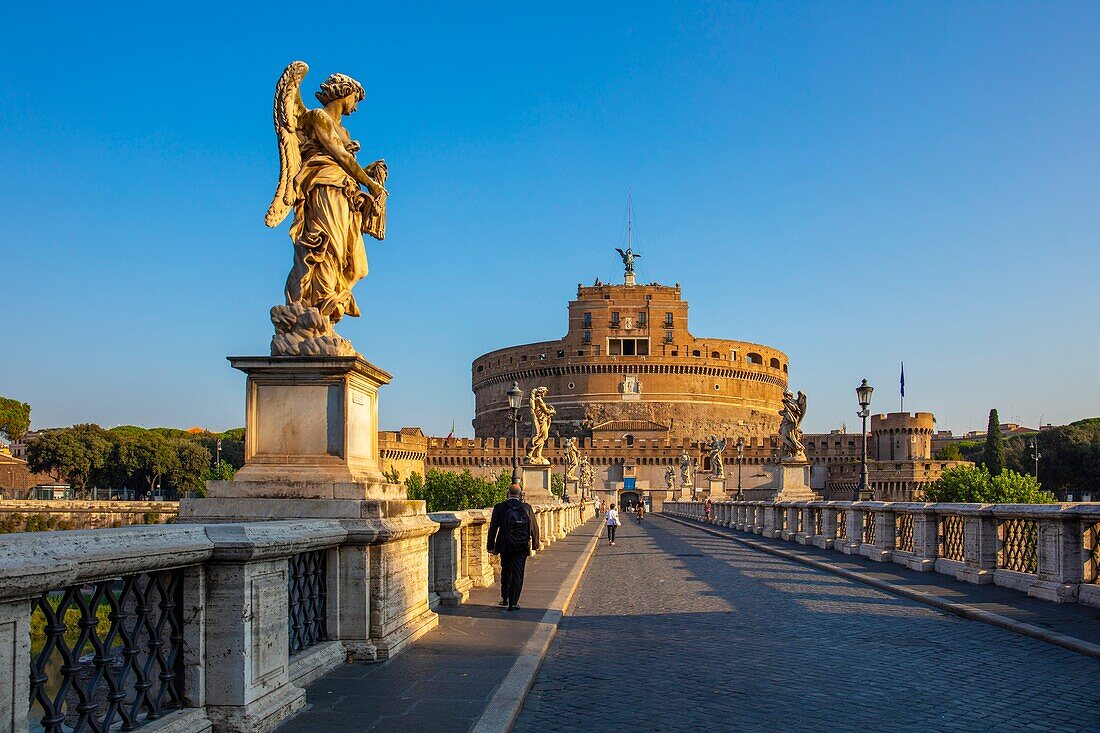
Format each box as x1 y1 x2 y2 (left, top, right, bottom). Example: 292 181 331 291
578 456 594 497
665 464 676 490
265 61 389 357
778 390 808 463
525 386 556 464
707 435 727 478
563 437 580 481
678 450 693 487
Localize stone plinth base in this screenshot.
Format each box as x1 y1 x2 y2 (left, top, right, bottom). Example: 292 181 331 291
180 496 439 663
755 463 817 502
708 478 727 499
522 463 559 504
225 355 392 492
565 479 579 502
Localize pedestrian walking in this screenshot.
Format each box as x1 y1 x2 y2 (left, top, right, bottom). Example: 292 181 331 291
487 485 540 611
606 502 620 545
704 498 712 522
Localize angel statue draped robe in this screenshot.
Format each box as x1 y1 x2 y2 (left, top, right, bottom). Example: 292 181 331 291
265 61 388 355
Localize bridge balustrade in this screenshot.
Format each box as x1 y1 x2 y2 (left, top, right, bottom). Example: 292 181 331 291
0 501 592 733
661 499 1100 608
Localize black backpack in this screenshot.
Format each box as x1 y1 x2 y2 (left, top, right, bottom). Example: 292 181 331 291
502 501 531 551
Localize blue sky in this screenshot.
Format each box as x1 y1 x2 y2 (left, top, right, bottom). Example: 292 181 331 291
2 2 1097 436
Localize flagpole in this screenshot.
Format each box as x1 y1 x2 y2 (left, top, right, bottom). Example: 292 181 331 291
900 362 905 413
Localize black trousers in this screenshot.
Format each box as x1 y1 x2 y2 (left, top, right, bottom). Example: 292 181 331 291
500 551 528 606
607 525 617 542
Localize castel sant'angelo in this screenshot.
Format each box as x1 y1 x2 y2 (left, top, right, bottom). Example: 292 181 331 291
471 271 789 443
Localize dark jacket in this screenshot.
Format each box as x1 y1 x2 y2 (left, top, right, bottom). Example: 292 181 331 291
487 497 539 553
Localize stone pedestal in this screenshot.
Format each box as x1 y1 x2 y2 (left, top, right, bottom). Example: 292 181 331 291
565 479 579 503
769 462 817 501
219 355 401 498
521 463 559 504
708 477 727 499
180 353 439 664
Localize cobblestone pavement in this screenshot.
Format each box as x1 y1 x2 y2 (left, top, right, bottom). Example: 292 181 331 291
513 515 1100 732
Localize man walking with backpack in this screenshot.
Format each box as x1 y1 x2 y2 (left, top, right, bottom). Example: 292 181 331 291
488 485 540 611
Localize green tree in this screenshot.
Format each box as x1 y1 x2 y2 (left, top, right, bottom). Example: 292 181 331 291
983 408 1006 476
165 438 212 497
923 465 1054 504
117 431 178 498
25 424 112 497
0 397 31 442
551 472 565 498
933 443 963 461
405 469 510 512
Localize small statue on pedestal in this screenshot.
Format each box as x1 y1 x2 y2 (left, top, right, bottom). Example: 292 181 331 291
525 387 556 464
563 437 580 481
779 390 809 463
706 435 727 478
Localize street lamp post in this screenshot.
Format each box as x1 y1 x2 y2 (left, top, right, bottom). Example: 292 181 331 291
1030 438 1041 482
735 437 745 500
855 379 874 501
507 382 524 490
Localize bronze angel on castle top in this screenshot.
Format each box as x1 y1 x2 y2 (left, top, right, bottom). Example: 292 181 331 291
265 61 389 357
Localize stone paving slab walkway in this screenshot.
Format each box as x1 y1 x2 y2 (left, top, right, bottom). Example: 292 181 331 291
514 515 1100 732
664 513 1100 653
279 517 601 733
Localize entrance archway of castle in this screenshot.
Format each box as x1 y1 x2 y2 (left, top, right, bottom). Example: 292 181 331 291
619 490 640 509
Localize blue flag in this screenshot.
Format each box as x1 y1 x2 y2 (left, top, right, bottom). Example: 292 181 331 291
900 362 905 398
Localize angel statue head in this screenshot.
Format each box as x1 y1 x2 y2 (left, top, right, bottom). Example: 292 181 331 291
315 73 366 108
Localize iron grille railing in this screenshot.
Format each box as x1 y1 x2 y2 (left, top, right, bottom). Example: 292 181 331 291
30 570 185 733
1087 523 1100 583
896 513 914 553
941 515 965 561
288 550 328 656
862 512 876 545
999 518 1038 574
836 511 847 540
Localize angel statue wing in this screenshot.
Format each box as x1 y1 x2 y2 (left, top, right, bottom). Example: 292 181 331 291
265 61 310 228
615 247 626 261
796 391 808 424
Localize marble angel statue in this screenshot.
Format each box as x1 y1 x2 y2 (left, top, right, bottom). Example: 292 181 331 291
265 61 389 356
778 390 808 462
706 435 727 478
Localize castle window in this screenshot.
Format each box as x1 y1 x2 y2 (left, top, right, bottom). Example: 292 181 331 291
730 350 737 362
557 350 565 358
711 351 720 359
624 434 635 447
769 357 781 369
521 355 528 362
782 364 788 373
747 352 763 365
583 312 591 327
476 365 483 372
665 331 673 343
611 312 620 327
577 350 584 356
584 330 591 344
671 350 678 357
664 312 673 326
692 350 701 357
568 382 576 390
714 384 720 390
609 338 622 356
638 312 647 326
